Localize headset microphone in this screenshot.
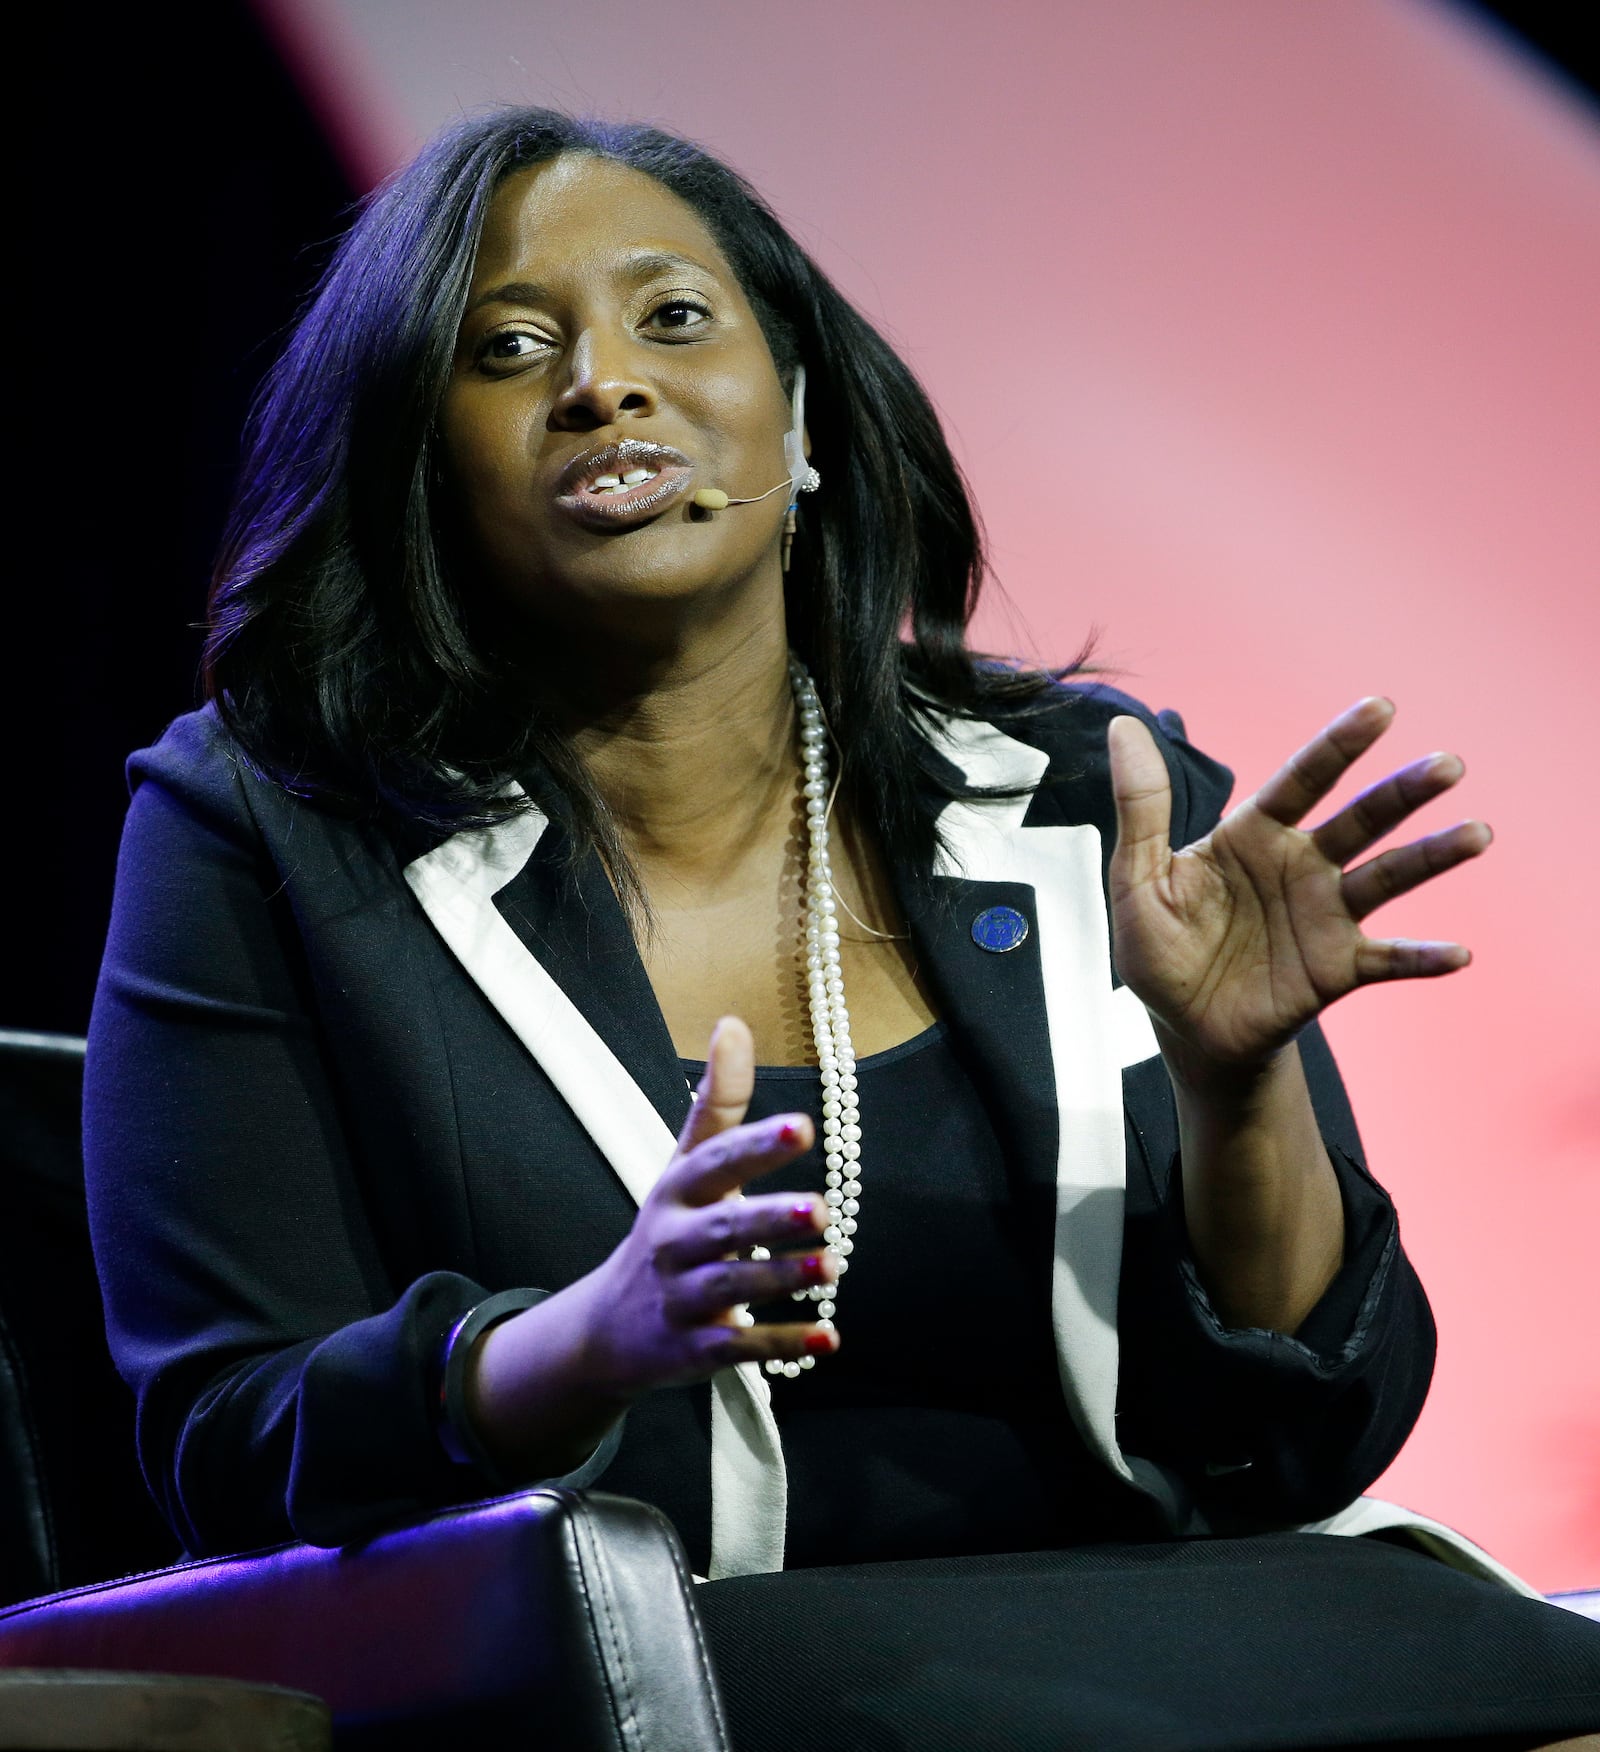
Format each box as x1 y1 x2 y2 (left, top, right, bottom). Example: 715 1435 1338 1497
690 366 820 515
692 484 767 512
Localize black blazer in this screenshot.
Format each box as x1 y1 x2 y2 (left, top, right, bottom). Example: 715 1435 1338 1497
84 684 1435 1577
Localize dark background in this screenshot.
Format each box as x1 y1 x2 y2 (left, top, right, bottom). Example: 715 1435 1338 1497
15 3 353 1034
10 1 1595 1037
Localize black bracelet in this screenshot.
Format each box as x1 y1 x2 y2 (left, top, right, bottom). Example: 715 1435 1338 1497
434 1288 546 1480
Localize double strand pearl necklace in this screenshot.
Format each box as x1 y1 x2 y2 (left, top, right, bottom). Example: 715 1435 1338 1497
762 656 861 1381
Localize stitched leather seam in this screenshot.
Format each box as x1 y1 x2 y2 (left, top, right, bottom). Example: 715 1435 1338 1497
570 1496 640 1751
648 1501 733 1750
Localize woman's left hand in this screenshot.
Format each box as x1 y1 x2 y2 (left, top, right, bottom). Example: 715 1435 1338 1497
1107 698 1492 1080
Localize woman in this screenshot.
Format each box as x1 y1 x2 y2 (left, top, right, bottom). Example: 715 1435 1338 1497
86 109 1597 1746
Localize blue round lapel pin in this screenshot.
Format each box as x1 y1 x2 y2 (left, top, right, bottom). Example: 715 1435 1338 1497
970 905 1029 953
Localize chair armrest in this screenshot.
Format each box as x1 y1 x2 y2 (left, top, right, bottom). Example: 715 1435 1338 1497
0 1488 730 1752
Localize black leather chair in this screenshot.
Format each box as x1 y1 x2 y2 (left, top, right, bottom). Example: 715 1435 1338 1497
0 1032 731 1750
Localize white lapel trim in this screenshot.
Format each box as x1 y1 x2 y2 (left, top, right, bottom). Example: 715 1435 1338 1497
405 797 672 1206
1110 982 1160 1067
924 712 1138 1486
403 792 786 1577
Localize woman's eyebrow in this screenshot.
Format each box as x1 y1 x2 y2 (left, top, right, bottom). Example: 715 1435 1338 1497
621 247 721 283
465 250 722 317
465 279 550 316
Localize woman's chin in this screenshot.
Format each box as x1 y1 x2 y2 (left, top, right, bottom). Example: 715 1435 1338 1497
487 540 780 634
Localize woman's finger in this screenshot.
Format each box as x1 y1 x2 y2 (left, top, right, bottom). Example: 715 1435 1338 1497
686 1319 840 1375
655 1190 828 1271
664 1247 838 1326
1311 753 1465 867
1108 716 1174 886
669 1111 817 1208
1341 820 1492 921
676 1016 756 1157
1254 698 1394 828
1353 937 1473 984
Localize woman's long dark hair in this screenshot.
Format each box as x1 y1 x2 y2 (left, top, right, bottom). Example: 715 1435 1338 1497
205 107 1066 895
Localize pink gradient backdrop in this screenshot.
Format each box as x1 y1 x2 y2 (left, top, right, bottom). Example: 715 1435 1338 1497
257 0 1600 1589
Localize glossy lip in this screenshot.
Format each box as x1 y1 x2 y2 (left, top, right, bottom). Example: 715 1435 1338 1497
553 438 695 530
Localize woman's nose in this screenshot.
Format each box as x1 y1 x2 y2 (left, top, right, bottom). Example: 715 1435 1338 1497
547 330 656 432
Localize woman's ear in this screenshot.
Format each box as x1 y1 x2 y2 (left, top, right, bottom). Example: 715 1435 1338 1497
803 422 812 460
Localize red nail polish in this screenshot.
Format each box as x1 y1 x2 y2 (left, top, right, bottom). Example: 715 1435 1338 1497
789 1201 817 1228
804 1331 835 1356
777 1120 803 1147
799 1254 827 1285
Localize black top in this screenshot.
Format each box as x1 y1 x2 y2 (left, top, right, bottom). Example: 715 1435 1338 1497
685 1024 1137 1566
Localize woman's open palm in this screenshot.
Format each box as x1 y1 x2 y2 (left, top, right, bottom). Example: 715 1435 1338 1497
1107 698 1492 1071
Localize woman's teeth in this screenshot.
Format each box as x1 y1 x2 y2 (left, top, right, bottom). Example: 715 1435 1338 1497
589 468 658 494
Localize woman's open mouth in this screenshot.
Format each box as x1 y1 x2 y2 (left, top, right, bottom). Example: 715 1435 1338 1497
553 440 695 529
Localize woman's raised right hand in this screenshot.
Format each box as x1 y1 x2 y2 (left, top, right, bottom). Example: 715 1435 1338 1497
464 1016 837 1479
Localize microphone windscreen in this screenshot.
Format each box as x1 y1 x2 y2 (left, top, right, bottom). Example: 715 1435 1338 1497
692 488 730 511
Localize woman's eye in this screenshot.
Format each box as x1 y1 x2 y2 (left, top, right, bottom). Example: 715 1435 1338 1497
649 298 711 333
480 330 547 366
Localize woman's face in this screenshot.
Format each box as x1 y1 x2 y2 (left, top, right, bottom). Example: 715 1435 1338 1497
441 152 799 641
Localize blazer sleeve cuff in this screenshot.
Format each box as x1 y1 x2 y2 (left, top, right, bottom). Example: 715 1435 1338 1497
1174 1140 1400 1373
